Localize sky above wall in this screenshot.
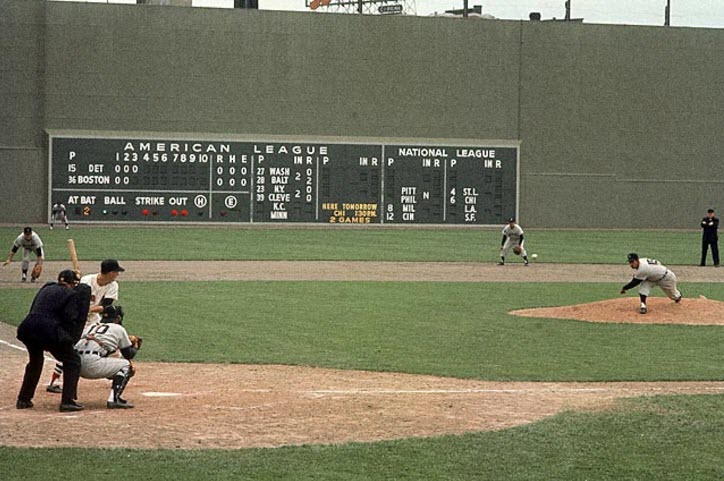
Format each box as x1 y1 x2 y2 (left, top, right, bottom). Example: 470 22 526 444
52 0 724 28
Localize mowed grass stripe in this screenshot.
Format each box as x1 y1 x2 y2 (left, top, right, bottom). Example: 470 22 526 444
0 227 704 264
2 281 722 381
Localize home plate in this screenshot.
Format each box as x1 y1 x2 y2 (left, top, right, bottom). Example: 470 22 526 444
141 392 182 397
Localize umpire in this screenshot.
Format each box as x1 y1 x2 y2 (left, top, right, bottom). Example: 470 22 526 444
700 209 719 267
16 270 91 412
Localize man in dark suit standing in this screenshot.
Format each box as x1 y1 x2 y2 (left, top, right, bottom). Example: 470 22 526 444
700 209 719 267
16 270 91 411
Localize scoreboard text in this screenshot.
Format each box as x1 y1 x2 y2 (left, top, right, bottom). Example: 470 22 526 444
49 134 519 225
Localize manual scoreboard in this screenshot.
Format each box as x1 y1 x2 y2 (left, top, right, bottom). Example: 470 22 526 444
49 133 519 225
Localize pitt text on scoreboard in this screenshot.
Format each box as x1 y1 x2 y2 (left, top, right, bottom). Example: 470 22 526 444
49 134 519 225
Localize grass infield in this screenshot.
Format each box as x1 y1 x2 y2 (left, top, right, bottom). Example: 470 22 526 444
2 282 724 381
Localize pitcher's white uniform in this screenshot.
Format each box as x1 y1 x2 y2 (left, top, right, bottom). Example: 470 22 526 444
75 322 132 379
631 258 681 300
501 224 527 257
81 273 119 324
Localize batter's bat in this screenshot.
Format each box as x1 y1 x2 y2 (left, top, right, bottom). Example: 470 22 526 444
68 239 81 274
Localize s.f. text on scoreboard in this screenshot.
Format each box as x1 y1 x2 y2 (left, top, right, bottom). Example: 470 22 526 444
48 132 519 225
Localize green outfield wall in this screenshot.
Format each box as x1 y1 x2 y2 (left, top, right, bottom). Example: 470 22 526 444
2 0 722 227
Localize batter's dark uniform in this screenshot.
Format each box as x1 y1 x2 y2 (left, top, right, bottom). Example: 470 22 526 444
16 271 91 411
700 211 719 267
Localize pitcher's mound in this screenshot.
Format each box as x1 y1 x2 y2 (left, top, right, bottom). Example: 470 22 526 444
511 296 724 325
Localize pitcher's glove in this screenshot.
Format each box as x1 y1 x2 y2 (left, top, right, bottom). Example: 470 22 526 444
129 335 143 350
513 245 522 255
31 264 43 280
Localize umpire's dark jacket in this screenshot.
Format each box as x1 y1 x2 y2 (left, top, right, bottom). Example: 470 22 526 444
701 216 719 240
17 282 91 345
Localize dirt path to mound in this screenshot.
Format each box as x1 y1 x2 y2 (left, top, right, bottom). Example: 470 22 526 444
1 261 723 449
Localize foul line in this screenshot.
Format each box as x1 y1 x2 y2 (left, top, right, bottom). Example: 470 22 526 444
0 339 58 363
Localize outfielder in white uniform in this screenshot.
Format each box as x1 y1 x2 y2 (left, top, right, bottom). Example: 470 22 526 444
499 218 529 266
3 227 44 282
75 305 138 409
620 253 682 314
50 202 70 230
47 259 125 393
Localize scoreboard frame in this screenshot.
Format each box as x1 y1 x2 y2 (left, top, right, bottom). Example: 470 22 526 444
48 130 521 226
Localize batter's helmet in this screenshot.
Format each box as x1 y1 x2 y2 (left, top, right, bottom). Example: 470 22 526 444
101 305 125 324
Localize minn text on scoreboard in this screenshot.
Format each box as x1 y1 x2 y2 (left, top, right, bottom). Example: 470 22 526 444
49 136 519 224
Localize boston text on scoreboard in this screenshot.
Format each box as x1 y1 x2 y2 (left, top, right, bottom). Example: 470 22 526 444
48 131 520 225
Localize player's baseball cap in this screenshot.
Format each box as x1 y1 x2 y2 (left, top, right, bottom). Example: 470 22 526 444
627 253 639 263
58 269 80 284
23 226 32 235
101 259 125 273
508 217 516 223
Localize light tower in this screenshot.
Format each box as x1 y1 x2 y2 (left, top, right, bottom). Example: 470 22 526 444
306 0 417 16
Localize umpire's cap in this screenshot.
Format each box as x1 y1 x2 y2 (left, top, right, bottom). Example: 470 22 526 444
101 305 124 324
627 253 639 263
58 269 80 284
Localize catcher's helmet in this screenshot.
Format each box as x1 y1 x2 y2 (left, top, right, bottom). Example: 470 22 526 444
627 253 639 263
101 305 125 324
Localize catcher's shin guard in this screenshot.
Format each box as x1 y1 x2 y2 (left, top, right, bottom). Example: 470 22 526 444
111 365 133 402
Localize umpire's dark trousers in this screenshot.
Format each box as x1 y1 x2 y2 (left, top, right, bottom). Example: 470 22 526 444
701 236 720 266
18 341 81 405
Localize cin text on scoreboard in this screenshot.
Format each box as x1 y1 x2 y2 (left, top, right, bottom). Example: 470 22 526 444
49 133 519 225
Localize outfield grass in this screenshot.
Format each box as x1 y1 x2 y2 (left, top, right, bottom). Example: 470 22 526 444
2 394 724 480
0 226 705 264
2 282 723 381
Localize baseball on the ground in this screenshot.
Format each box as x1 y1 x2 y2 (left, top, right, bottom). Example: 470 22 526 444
531 254 538 259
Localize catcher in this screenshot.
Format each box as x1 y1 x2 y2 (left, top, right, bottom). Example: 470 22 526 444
74 305 142 409
498 218 529 266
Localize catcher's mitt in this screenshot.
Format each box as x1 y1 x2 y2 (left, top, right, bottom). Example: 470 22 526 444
512 245 522 255
31 264 43 280
129 335 143 350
